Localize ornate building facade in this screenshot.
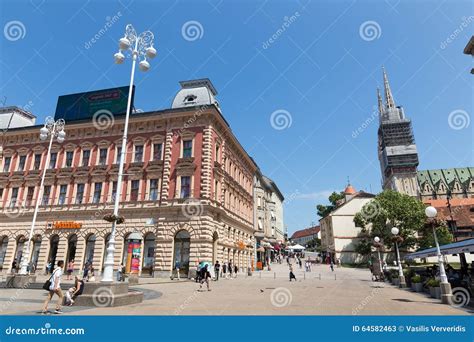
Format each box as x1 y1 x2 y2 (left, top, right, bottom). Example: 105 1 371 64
0 79 257 278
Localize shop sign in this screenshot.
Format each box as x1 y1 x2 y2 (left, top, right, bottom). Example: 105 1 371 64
52 221 82 229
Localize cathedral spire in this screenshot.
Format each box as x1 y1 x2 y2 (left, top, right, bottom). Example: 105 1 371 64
377 87 383 115
382 66 396 109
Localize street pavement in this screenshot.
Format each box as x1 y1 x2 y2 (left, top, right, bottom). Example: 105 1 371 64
0 262 471 315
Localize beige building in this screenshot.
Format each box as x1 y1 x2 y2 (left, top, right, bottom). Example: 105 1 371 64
319 185 375 263
0 79 257 278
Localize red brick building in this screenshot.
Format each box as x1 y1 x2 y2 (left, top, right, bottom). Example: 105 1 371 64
0 79 257 278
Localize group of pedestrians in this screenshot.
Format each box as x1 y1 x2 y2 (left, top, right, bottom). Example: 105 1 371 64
213 260 239 280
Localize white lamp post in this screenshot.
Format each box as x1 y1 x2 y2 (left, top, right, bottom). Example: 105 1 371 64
390 227 406 287
373 236 383 275
102 24 156 283
19 117 66 275
425 206 453 304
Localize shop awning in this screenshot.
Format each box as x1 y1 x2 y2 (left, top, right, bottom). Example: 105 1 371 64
405 238 474 260
287 244 305 251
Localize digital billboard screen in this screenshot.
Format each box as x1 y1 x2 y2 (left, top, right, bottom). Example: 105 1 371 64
54 86 134 122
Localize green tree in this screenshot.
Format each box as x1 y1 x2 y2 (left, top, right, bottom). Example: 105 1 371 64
316 191 345 218
418 222 453 250
353 190 426 252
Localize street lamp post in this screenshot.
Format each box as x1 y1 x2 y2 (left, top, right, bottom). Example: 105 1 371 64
390 227 406 288
425 206 453 304
19 117 66 275
373 236 383 275
101 24 156 283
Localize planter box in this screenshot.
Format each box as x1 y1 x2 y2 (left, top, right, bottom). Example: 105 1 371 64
393 278 400 286
434 287 441 299
411 283 416 291
429 287 436 298
414 283 423 292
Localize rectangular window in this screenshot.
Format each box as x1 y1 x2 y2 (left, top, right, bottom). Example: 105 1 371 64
183 140 192 158
10 187 18 207
257 197 262 208
111 181 117 202
180 176 191 198
82 150 90 166
58 184 67 205
258 218 263 230
34 154 41 170
76 184 84 204
65 151 74 167
42 186 51 206
3 157 11 172
49 153 57 169
153 143 162 160
215 144 220 163
18 156 26 171
99 148 108 165
116 147 122 164
130 180 139 201
26 187 34 206
134 145 143 162
93 183 102 204
149 179 158 200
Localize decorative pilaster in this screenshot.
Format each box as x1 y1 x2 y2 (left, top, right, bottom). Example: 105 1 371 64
200 125 213 200
160 129 174 204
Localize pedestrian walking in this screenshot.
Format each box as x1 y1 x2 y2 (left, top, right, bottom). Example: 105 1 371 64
234 264 238 278
66 259 74 280
82 262 90 281
298 258 302 269
11 260 17 274
42 260 64 314
199 264 211 291
46 260 52 275
289 264 296 282
214 260 220 281
330 261 334 272
117 263 125 282
171 260 181 280
228 260 233 279
222 263 227 279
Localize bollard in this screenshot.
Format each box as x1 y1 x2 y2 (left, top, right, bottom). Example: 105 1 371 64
274 272 276 279
334 274 336 280
304 272 306 280
259 272 261 278
319 273 321 280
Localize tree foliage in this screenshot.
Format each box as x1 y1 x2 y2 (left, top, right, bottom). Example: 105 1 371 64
316 191 345 218
353 190 426 251
417 221 453 250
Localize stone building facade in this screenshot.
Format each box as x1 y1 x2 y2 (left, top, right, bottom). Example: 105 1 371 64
0 79 256 278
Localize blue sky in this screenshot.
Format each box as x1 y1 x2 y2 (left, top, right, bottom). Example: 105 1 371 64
1 0 473 234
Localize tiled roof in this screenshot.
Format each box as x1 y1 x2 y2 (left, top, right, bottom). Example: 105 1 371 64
417 167 474 189
290 226 320 239
425 201 474 228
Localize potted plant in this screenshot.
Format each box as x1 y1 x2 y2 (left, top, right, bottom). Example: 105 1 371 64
391 270 399 286
411 275 423 292
404 269 415 288
426 278 440 298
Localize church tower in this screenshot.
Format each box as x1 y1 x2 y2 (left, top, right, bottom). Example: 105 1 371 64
377 68 419 196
